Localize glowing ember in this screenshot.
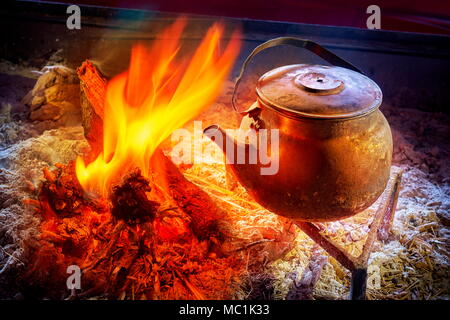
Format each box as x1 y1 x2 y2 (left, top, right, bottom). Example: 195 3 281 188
76 19 241 196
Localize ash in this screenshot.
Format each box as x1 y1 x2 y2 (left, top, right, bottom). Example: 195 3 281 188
0 61 89 298
0 61 449 300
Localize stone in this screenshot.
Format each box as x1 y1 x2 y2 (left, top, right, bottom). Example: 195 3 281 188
23 66 81 125
29 103 62 121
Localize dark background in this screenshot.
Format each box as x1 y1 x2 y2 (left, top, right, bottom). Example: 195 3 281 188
40 0 450 35
2 1 450 113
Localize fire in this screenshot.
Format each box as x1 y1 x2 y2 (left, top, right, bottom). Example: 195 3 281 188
76 19 241 196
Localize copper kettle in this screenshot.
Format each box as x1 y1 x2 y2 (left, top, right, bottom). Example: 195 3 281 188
204 38 392 221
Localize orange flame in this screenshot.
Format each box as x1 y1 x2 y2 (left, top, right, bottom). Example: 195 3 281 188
76 19 241 196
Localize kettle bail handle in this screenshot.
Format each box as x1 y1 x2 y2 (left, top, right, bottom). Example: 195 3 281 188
232 37 364 114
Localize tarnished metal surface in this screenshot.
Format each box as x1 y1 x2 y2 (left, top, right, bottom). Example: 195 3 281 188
222 107 393 221
256 64 382 119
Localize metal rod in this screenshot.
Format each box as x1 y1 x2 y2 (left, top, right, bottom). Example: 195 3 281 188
295 221 356 271
350 269 368 300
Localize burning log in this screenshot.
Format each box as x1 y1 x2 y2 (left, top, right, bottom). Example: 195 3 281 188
77 60 225 240
150 150 223 240
77 60 107 159
39 164 84 217
38 163 107 219
110 169 159 223
77 61 106 119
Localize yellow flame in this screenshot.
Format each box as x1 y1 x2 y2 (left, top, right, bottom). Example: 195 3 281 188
76 19 241 196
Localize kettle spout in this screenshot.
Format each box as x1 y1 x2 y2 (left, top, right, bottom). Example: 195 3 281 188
203 124 236 163
204 123 279 177
203 124 260 167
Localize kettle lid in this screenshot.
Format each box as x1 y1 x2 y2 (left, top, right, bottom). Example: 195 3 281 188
256 64 382 119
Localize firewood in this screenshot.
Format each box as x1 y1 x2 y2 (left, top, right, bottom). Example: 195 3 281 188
150 150 224 241
77 61 226 242
39 164 84 217
110 168 160 223
77 61 106 118
77 60 107 158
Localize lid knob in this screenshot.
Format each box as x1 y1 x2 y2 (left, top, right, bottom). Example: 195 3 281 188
294 72 344 94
